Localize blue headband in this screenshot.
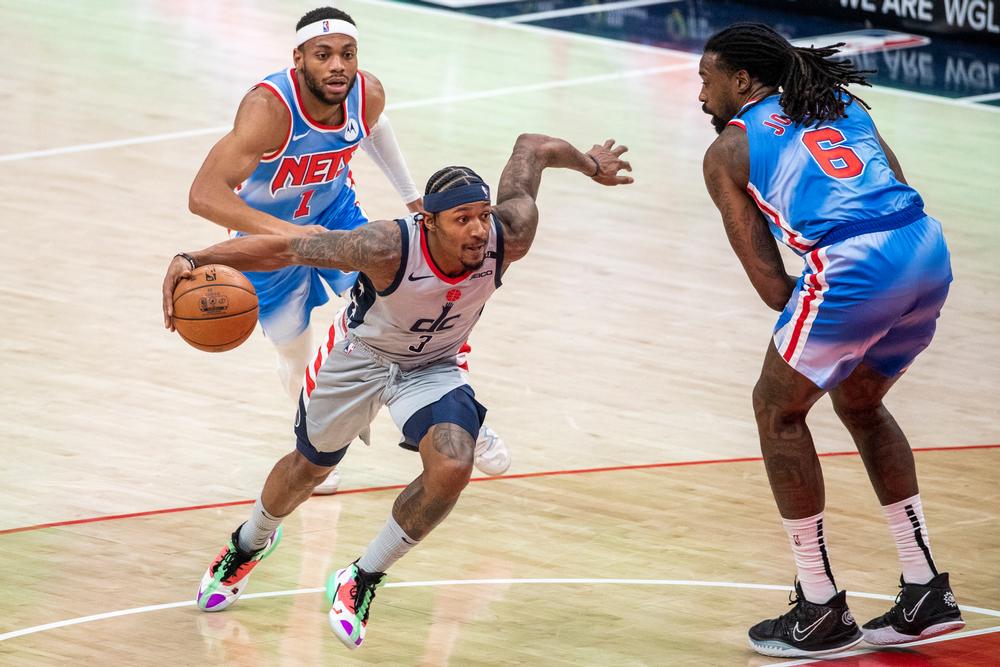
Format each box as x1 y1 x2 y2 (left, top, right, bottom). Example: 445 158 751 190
423 182 491 213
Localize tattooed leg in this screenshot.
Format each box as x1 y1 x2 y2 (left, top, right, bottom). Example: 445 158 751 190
830 363 916 505
753 342 827 519
392 423 475 540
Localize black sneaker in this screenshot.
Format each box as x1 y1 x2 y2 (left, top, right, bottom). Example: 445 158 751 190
748 582 863 657
862 572 965 645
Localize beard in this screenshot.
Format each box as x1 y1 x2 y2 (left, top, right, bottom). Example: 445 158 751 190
461 256 485 272
702 103 729 135
303 69 356 105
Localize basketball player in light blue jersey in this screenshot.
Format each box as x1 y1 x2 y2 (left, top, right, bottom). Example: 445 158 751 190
187 7 509 491
699 23 963 659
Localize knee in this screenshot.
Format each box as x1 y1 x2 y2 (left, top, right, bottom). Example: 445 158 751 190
289 451 336 487
832 395 885 427
752 380 808 427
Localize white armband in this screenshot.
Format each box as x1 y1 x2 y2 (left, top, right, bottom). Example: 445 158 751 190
360 113 420 204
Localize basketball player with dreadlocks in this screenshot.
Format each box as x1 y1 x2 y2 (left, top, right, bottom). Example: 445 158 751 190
163 134 633 649
188 6 510 493
698 23 963 657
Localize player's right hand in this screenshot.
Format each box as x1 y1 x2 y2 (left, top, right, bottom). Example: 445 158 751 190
162 256 194 331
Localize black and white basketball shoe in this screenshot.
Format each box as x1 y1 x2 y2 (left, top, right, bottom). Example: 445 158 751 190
748 581 863 657
862 572 965 645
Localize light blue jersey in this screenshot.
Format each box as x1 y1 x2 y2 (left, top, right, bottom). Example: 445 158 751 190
236 68 372 344
728 95 951 390
729 94 924 254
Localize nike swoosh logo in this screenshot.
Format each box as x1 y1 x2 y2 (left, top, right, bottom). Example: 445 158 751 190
408 272 433 281
293 130 311 141
791 610 831 642
903 592 931 623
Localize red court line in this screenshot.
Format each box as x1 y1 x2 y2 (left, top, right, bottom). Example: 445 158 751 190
2 443 997 537
815 630 1000 666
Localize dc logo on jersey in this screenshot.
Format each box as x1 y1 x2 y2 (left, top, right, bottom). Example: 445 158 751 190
344 118 360 142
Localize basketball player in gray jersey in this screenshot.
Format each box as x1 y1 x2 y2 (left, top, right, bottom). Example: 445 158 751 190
162 133 633 649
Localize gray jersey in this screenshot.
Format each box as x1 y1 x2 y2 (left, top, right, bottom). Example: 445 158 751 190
344 214 504 370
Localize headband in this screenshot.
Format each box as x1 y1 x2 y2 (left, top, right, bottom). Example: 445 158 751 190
423 182 491 213
296 19 359 47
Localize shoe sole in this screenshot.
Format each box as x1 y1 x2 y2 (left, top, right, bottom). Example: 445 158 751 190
862 619 966 646
749 633 864 658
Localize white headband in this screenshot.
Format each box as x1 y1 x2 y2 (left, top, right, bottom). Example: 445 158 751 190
295 19 359 47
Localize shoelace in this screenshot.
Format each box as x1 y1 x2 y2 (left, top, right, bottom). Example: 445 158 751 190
351 568 385 623
214 543 256 581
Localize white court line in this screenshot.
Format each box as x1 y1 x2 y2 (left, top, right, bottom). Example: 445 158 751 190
761 624 1000 667
959 91 1000 103
355 0 1000 114
2 578 998 643
503 0 681 24
0 62 692 164
422 0 529 8
3 0 997 165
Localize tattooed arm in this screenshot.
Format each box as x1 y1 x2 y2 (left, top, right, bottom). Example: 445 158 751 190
162 220 401 328
493 134 633 266
703 127 796 311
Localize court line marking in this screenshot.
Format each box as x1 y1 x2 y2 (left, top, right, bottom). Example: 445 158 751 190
960 91 1000 103
760 624 1000 667
0 62 692 164
2 578 997 643
503 0 682 24
356 0 1000 114
2 443 997 536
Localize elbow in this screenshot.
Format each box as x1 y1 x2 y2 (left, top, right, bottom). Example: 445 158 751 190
188 185 208 217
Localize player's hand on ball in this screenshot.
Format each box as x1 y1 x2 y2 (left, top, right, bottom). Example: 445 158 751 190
162 255 194 331
588 139 633 186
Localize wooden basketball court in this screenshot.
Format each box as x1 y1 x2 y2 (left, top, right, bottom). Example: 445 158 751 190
1 1 997 664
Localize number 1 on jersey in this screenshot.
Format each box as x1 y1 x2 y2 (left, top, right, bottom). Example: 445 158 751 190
293 189 315 219
802 127 865 179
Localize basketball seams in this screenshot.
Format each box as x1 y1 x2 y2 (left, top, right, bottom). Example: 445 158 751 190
175 321 257 352
171 307 259 322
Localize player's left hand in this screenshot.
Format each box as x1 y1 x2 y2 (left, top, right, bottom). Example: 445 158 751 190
406 197 426 216
162 255 194 331
588 139 634 186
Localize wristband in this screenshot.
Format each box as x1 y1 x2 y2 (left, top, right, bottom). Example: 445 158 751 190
588 154 601 178
175 252 197 269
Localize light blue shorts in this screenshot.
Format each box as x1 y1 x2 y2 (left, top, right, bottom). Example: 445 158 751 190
773 216 952 390
241 188 368 344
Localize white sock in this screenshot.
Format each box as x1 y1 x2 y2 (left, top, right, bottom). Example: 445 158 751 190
882 494 937 584
783 512 838 604
357 514 419 573
274 328 314 402
238 497 283 553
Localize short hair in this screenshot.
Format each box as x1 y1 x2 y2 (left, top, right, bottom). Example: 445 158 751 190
424 166 486 195
705 22 873 125
296 7 356 33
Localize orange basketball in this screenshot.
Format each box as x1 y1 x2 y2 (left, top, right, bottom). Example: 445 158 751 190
172 264 258 352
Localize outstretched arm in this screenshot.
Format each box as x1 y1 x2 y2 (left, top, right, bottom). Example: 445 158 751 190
703 127 795 311
162 220 401 329
493 134 633 265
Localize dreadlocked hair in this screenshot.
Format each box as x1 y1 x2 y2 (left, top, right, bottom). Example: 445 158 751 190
705 22 874 126
424 166 485 195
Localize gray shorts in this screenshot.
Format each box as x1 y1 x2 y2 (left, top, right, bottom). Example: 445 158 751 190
294 312 472 466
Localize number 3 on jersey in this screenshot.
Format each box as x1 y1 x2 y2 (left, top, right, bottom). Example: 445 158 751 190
801 127 865 179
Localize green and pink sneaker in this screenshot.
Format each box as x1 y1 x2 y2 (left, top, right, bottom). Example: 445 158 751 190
326 560 386 649
196 524 282 612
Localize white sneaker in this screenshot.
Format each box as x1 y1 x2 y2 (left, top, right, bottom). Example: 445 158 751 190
313 468 341 495
474 426 510 475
